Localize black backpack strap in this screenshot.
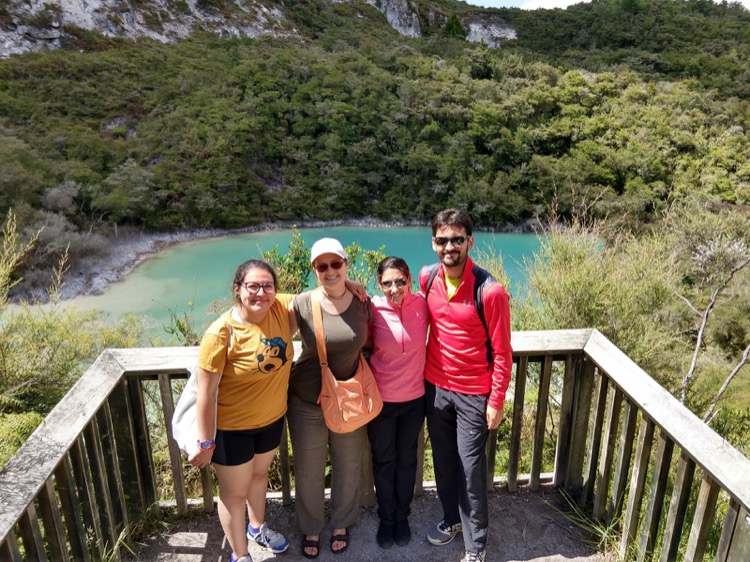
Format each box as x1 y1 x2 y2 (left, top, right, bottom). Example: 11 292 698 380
425 262 496 366
423 263 440 295
472 265 496 366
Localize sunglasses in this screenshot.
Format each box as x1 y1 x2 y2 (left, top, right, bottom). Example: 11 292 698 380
381 278 408 289
433 236 467 247
314 260 345 273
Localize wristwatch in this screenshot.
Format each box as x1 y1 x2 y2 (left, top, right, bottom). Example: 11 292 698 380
197 439 215 451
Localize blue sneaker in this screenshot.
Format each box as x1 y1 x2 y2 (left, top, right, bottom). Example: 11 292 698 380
229 554 252 562
247 522 290 554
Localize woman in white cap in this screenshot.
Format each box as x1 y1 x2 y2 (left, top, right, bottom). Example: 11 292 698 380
286 237 372 559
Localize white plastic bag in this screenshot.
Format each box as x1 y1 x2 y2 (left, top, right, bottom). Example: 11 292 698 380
171 366 221 454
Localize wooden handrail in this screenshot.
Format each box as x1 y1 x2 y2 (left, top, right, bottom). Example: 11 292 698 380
1 330 748 561
584 330 750 511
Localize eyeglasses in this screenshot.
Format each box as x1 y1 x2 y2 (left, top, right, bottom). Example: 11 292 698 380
240 282 276 294
314 260 345 273
433 236 467 247
381 278 408 289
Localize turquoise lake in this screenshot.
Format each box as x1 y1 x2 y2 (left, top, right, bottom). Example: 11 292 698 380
70 226 542 335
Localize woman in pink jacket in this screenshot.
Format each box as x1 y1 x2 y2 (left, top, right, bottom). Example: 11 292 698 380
367 256 429 550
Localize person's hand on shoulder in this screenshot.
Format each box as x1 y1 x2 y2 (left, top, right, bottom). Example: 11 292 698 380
345 278 369 301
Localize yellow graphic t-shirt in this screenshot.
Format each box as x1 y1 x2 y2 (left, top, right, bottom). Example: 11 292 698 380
197 293 294 430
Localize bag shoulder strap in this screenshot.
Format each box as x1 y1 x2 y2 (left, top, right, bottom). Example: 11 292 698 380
310 289 328 367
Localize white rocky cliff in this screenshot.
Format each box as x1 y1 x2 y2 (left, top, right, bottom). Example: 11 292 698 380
0 0 517 59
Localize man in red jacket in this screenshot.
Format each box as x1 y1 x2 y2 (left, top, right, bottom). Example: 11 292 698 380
418 209 513 562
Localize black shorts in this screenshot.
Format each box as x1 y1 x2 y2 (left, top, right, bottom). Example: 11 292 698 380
212 417 285 466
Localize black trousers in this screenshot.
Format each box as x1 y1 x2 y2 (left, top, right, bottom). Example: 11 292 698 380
425 381 489 553
367 396 425 524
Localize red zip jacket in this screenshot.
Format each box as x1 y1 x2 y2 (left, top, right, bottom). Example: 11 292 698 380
419 256 513 409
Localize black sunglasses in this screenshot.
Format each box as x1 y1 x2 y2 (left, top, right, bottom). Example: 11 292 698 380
314 260 345 273
433 236 467 247
381 278 408 289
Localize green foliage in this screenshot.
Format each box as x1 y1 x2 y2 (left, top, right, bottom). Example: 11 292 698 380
0 210 146 465
0 411 44 468
444 15 466 38
517 202 750 446
161 300 201 346
2 2 750 279
263 229 313 294
342 241 387 290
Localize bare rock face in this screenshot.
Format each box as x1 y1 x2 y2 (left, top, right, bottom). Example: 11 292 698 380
363 0 421 37
0 0 519 58
0 0 294 58
465 16 517 48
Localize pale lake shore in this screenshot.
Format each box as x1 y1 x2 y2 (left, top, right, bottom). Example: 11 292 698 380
14 217 536 303
51 218 431 302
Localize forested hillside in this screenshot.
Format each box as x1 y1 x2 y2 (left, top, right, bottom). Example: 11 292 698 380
0 0 749 284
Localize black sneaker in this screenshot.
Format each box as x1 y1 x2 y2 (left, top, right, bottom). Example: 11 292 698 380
394 520 411 546
376 521 394 549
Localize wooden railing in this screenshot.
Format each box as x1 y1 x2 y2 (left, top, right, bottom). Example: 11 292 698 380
1 330 749 561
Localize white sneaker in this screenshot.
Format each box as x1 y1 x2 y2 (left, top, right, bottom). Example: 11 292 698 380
461 550 486 562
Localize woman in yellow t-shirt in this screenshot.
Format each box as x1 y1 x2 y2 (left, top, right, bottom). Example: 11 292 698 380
189 259 294 562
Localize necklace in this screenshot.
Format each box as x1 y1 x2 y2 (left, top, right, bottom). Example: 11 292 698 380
323 289 347 301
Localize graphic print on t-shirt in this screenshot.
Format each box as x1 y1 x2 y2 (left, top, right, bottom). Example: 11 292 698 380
257 336 289 373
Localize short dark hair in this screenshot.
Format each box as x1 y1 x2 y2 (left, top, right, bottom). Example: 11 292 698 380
376 256 411 283
431 208 473 236
233 259 278 292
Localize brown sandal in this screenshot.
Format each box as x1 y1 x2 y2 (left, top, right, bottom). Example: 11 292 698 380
301 536 320 559
330 529 350 554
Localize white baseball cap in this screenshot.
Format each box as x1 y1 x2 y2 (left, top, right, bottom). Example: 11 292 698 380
310 237 347 264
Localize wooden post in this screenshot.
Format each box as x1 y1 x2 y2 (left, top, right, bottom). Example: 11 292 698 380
38 478 69 560
658 452 696 562
636 430 674 562
279 420 292 506
620 417 655 558
507 355 528 492
530 354 552 491
0 529 23 562
593 385 623 520
54 455 91 562
158 373 188 515
553 353 578 487
126 376 159 511
96 403 129 533
684 474 719 562
18 504 48 562
717 499 742 561
70 435 105 560
607 398 638 524
563 356 596 498
582 372 608 508
83 420 118 551
108 380 147 519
